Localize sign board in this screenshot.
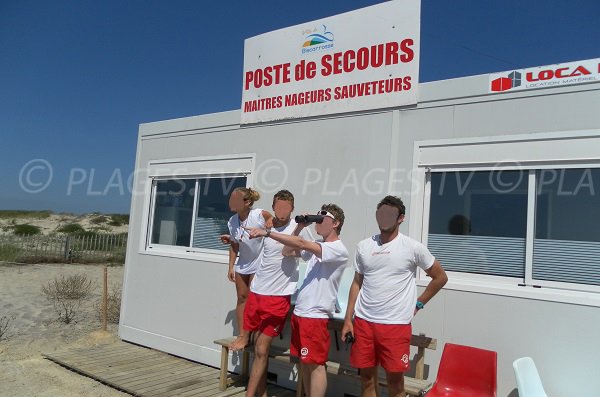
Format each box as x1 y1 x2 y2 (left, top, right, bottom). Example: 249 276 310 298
489 58 600 93
241 1 421 124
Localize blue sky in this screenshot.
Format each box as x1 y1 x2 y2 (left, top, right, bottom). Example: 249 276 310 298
1 0 599 214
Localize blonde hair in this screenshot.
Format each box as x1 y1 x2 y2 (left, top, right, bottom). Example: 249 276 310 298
234 187 260 205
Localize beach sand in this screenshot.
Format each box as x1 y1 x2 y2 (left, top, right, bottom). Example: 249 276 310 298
0 263 128 397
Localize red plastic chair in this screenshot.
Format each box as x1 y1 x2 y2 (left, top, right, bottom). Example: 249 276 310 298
427 343 497 397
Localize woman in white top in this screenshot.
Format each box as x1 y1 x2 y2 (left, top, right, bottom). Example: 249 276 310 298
222 187 272 348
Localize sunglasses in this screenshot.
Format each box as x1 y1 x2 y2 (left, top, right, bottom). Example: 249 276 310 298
318 210 336 221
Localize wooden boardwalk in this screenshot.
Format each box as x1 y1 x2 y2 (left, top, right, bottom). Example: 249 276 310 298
44 341 296 397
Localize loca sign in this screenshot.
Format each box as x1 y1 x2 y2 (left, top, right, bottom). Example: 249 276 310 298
489 58 600 93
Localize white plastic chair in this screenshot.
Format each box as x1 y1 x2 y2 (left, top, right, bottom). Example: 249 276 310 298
513 357 548 397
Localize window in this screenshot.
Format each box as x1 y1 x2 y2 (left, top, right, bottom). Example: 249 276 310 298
149 177 246 252
143 154 254 257
426 167 600 290
416 131 600 295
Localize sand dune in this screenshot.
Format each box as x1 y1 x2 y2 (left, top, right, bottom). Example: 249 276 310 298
0 263 128 397
0 213 129 236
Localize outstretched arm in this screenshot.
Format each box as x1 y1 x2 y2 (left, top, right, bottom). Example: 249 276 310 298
245 226 323 258
281 223 307 257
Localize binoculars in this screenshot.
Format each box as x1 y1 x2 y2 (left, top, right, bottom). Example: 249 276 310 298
294 214 324 224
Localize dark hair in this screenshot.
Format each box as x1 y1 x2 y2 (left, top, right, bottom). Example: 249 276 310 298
272 190 294 207
376 195 405 217
322 203 345 235
448 214 471 235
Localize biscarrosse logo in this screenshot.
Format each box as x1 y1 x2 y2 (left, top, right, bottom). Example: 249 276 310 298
301 24 334 54
491 71 522 92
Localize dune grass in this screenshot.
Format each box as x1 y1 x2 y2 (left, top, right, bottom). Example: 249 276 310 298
0 244 21 262
0 210 53 219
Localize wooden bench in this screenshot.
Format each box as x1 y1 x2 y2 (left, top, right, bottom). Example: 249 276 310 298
215 322 436 397
214 337 295 391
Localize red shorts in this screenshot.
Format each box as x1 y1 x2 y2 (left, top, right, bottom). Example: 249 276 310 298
290 314 330 365
243 292 290 337
350 317 412 372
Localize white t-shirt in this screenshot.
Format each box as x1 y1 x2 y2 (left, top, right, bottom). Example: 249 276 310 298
228 208 265 275
354 233 435 324
251 221 313 296
294 240 349 319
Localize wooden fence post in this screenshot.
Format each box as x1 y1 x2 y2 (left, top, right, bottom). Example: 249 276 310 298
64 236 71 261
102 266 108 331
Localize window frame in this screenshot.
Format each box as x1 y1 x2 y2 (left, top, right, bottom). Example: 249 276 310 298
139 154 255 263
411 130 600 305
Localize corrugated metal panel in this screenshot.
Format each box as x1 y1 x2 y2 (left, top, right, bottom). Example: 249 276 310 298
533 239 600 286
192 217 228 251
428 233 525 277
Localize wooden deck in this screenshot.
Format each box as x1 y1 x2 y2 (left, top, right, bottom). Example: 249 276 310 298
43 340 296 397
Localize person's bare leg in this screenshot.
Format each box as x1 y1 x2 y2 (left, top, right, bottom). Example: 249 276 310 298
302 363 327 397
301 363 311 397
257 363 268 397
229 273 253 350
245 332 272 397
385 371 405 397
360 366 380 397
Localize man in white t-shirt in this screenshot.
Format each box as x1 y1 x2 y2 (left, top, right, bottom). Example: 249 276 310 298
239 190 312 397
246 203 349 397
342 196 447 397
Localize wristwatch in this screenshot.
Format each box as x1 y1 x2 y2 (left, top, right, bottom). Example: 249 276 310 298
265 228 271 238
416 300 425 310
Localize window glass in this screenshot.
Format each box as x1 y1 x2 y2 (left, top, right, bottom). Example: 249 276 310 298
151 179 196 247
533 168 600 286
428 171 528 278
192 177 247 251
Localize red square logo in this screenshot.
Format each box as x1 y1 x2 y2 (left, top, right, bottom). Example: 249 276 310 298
491 77 513 92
